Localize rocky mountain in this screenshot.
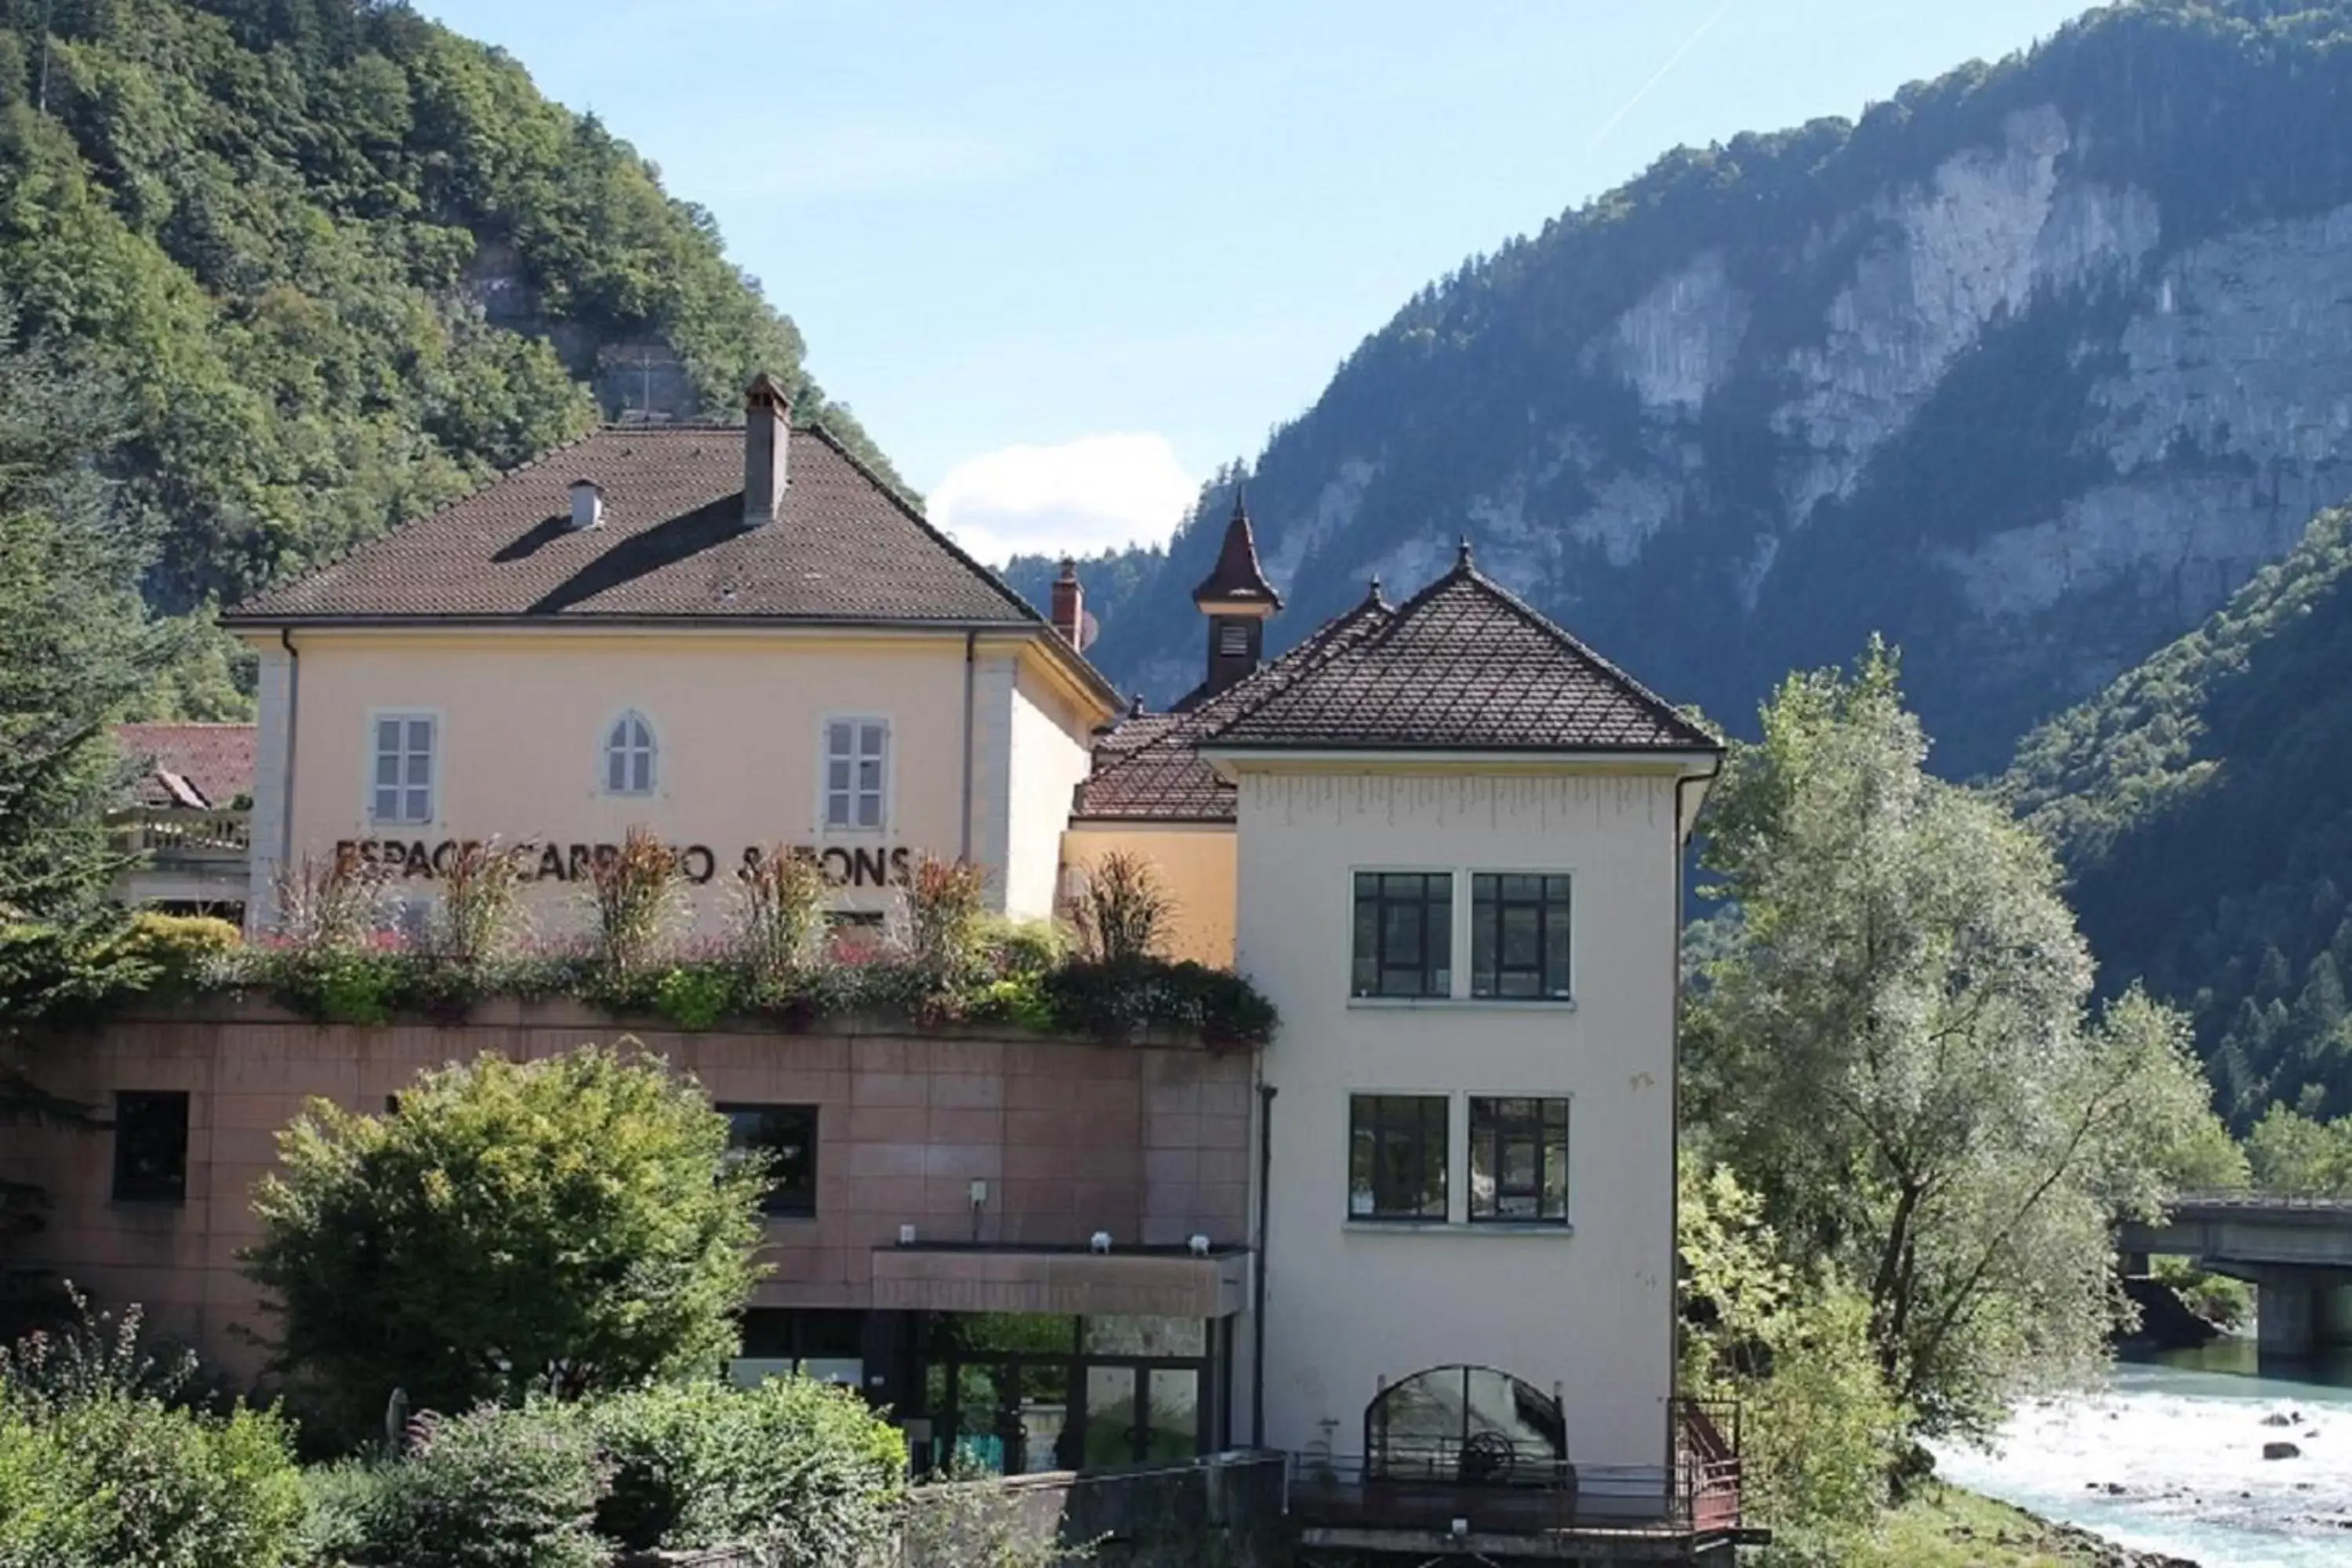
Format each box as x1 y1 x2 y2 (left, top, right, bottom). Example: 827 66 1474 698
2006 501 2352 1125
0 0 891 704
1014 0 2352 776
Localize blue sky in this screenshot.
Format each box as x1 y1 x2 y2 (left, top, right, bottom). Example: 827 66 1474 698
425 0 2094 563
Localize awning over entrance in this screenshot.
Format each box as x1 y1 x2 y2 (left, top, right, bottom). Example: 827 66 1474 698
871 1243 1249 1319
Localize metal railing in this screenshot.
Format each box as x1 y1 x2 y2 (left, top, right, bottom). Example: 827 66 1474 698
111 809 252 867
1285 1400 1741 1539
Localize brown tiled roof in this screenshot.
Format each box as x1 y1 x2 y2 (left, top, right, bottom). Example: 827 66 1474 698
114 724 256 809
225 425 1042 628
1205 550 1719 753
1191 492 1281 608
1072 553 1715 821
1072 597 1394 822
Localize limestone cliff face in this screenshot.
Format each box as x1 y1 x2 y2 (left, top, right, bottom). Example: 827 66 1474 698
1046 3 2352 775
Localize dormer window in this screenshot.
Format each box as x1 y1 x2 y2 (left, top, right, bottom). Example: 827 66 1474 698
604 711 656 795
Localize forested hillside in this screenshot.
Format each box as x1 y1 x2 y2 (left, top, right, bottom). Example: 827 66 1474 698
0 0 891 712
1018 0 2352 777
2006 503 2352 1125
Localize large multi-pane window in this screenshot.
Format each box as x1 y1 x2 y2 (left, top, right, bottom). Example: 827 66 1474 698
603 710 656 795
370 713 436 825
824 718 889 829
112 1091 190 1204
1471 873 1573 1000
1348 1094 1449 1221
1352 872 1454 999
1468 1096 1570 1222
718 1104 818 1216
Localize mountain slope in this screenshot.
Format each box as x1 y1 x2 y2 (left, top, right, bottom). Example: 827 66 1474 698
1022 0 2352 777
2005 501 2352 1123
0 0 893 647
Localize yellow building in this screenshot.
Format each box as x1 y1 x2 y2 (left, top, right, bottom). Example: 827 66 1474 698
225 376 1119 935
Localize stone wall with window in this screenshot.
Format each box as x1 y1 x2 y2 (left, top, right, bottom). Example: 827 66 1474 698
1232 769 1683 1474
2 1000 1256 1391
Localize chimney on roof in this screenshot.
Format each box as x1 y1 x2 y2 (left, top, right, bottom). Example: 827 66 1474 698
568 478 604 532
742 372 792 529
1051 557 1086 648
1191 488 1282 697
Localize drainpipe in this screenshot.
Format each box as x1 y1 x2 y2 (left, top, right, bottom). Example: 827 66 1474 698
1250 1080 1276 1450
1668 758 1721 1479
958 631 977 861
276 627 301 929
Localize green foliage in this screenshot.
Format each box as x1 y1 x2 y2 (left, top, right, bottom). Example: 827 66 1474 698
2149 1255 2252 1330
1040 957 1278 1047
0 1298 304 1568
1679 1160 1907 1565
2005 505 2352 1127
2245 1102 2352 1195
0 314 172 1330
118 910 241 988
586 1376 906 1561
908 854 992 1000
0 0 900 690
1688 646 2234 1437
293 1458 401 1568
242 1044 768 1444
730 844 829 985
652 964 736 1031
360 1405 607 1568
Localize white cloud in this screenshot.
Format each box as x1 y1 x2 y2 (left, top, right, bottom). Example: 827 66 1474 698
929 434 1193 565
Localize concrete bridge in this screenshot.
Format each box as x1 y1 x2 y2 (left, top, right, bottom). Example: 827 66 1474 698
2120 1195 2352 1358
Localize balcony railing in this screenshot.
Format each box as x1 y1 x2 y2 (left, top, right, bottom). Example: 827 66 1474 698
1286 1399 1744 1543
112 809 252 869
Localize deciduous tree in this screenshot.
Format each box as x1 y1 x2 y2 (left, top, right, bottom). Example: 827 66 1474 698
243 1044 769 1440
1686 645 2238 1436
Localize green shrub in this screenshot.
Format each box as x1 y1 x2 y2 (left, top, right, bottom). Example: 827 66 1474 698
1042 958 1278 1046
983 916 1066 978
366 1405 607 1568
655 964 738 1030
292 1459 401 1568
0 1390 304 1568
118 911 241 989
586 1376 906 1561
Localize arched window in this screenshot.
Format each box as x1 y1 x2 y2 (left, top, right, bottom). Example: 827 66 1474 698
604 711 656 795
1366 1365 1566 1486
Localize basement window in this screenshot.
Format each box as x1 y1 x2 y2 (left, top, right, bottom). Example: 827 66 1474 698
112 1091 190 1205
719 1103 818 1217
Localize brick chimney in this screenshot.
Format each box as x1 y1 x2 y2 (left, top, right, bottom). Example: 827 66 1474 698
742 372 791 529
1051 557 1084 648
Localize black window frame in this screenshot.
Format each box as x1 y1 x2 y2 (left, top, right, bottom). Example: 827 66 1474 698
111 1090 190 1205
1468 1096 1570 1224
1470 873 1573 1001
1348 1094 1450 1221
718 1103 819 1218
1352 871 1454 1000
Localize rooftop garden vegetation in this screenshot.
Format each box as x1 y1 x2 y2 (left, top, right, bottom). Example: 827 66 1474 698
117 836 1278 1047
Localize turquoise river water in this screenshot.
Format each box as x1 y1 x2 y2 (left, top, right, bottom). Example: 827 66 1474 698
1931 1341 2352 1566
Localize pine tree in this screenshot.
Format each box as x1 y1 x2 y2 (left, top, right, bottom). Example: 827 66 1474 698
0 316 171 1330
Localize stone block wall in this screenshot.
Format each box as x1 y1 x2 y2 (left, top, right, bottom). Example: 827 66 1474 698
3 1000 1256 1381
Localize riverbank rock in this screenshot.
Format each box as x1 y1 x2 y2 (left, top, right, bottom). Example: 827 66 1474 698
2042 1517 2202 1567
2264 1440 2301 1460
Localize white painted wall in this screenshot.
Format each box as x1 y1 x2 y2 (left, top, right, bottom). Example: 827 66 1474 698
1235 769 1686 1472
1002 663 1095 922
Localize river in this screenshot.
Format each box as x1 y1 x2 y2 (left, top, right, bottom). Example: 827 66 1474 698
1931 1341 2352 1566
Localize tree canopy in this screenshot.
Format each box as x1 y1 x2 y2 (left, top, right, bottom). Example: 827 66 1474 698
0 0 898 711
0 315 172 1333
1686 645 2238 1436
243 1043 770 1441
